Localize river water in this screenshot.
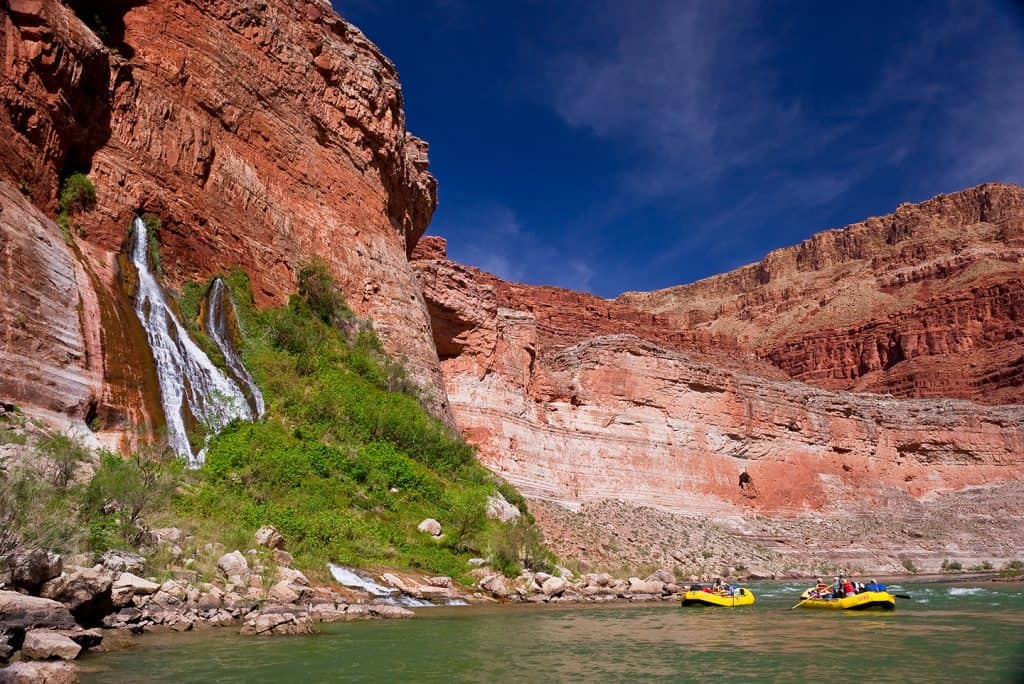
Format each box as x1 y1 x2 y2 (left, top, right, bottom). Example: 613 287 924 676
80 581 1024 683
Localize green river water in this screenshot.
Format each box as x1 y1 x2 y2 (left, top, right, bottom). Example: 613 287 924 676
80 581 1024 683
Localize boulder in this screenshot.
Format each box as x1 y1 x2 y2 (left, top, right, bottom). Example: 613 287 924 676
416 519 442 537
267 581 300 604
533 572 552 586
216 551 249 580
467 558 487 567
0 661 79 683
239 606 316 636
368 604 415 619
20 630 81 661
7 550 62 593
254 526 284 550
57 629 102 651
110 573 160 607
584 573 612 587
149 528 186 545
480 575 509 599
627 578 664 595
0 591 76 630
485 492 521 523
541 577 568 597
426 576 452 588
275 567 309 587
38 567 114 626
272 550 294 567
100 551 145 575
647 569 674 585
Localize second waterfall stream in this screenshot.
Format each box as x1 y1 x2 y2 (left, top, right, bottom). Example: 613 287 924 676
129 216 257 465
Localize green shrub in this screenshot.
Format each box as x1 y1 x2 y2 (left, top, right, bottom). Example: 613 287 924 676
59 173 96 215
37 433 91 489
81 448 179 549
297 257 353 327
941 558 962 572
899 556 918 573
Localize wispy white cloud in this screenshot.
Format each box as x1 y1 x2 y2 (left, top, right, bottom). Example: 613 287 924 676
435 201 598 292
545 0 1024 243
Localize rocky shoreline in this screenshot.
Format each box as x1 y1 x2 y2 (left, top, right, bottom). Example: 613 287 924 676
4 536 1014 684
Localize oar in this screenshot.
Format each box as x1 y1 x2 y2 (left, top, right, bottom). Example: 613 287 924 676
891 592 911 599
790 598 808 609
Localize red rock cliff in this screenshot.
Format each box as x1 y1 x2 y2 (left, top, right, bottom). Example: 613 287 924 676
412 191 1024 570
0 0 450 431
619 184 1024 404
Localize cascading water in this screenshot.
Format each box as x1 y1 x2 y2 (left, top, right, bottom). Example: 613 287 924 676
205 278 265 418
130 216 254 466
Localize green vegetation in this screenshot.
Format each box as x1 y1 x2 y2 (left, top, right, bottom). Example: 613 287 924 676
0 264 549 585
56 172 96 243
941 558 963 572
142 213 163 279
899 556 919 574
172 265 549 582
1000 560 1024 578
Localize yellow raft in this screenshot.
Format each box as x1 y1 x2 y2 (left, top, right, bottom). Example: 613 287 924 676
681 587 755 607
794 590 895 611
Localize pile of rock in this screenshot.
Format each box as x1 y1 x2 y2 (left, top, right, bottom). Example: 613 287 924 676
473 567 682 603
0 527 416 680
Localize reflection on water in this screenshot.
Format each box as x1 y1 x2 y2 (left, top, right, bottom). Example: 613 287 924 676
79 582 1024 683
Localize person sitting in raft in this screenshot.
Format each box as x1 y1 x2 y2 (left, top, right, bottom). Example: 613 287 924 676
865 579 887 592
811 577 830 598
843 578 855 596
832 576 844 598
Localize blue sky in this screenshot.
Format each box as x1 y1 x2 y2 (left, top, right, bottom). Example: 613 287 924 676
337 0 1024 297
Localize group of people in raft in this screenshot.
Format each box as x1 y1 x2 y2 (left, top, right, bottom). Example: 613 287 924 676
691 577 744 597
689 574 888 600
808 575 887 599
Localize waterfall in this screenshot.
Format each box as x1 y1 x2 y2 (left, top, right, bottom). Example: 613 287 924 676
205 278 265 418
129 216 254 466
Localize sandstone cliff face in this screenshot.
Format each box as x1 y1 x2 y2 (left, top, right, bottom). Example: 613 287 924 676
0 0 450 426
618 184 1024 404
413 232 1024 570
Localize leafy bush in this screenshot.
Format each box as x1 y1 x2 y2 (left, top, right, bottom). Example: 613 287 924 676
297 257 353 327
59 173 96 215
37 433 91 489
941 558 962 572
81 447 180 549
899 556 918 573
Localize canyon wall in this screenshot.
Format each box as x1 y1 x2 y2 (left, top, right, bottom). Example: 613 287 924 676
0 0 451 431
413 214 1024 570
619 184 1024 404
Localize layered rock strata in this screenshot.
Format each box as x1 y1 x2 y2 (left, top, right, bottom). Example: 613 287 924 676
619 183 1024 403
412 230 1024 570
0 0 450 428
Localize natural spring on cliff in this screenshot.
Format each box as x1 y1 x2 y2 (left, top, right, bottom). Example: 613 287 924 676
129 217 260 465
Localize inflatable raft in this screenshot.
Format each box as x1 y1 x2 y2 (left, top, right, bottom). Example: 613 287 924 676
681 587 755 607
794 590 895 611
